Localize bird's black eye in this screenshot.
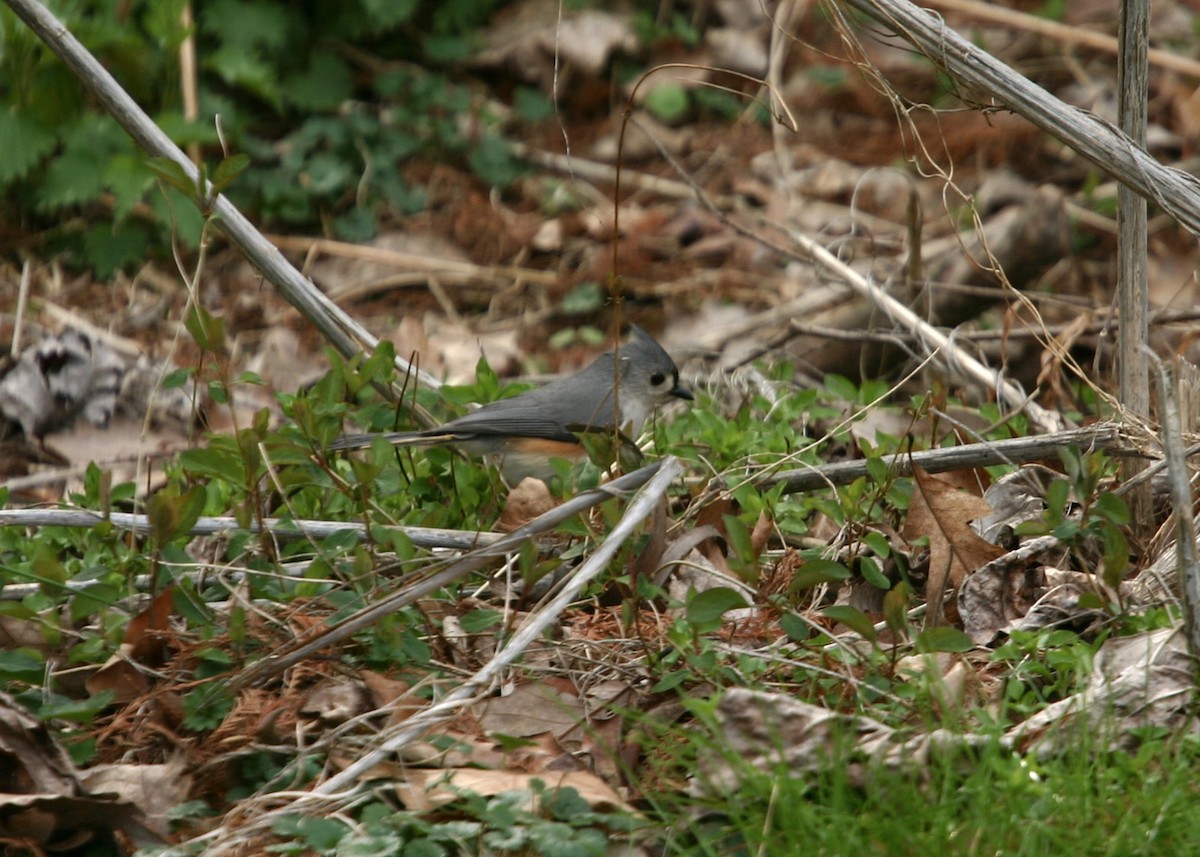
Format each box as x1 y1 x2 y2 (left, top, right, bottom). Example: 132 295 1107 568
650 372 666 386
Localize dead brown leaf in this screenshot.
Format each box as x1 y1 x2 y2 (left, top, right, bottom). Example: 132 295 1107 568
85 587 175 702
904 465 1004 626
478 681 584 742
79 755 191 837
396 768 631 813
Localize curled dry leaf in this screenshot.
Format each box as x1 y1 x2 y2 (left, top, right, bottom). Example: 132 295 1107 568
299 678 371 725
1008 626 1195 755
396 768 631 814
0 692 159 848
85 587 175 703
958 562 1045 646
79 755 192 837
478 680 585 743
904 465 1004 626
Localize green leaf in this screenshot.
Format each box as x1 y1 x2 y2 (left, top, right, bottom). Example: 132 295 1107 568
37 691 114 724
82 222 151 279
1094 491 1131 525
459 609 502 634
686 586 748 625
211 153 251 195
858 555 890 589
862 529 891 558
40 145 107 210
204 46 281 106
185 304 226 353
778 612 811 642
177 484 207 536
514 86 555 122
0 649 44 683
145 490 182 546
200 0 290 54
360 0 420 28
722 514 756 568
823 374 859 402
468 133 523 187
789 558 851 591
1101 521 1129 587
103 153 155 221
823 605 877 641
561 281 605 315
0 111 56 186
643 83 690 124
915 626 974 653
182 683 234 731
883 580 912 635
285 52 355 112
179 446 246 483
32 543 67 591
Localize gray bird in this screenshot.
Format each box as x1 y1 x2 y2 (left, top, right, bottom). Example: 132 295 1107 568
330 325 692 481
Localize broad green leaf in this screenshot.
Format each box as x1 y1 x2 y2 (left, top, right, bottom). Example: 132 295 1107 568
789 558 851 591
145 156 197 196
823 605 877 641
0 111 56 186
686 586 749 625
915 626 974 653
1102 521 1130 587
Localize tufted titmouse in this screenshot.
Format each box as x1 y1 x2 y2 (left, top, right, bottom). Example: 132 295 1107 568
330 325 692 481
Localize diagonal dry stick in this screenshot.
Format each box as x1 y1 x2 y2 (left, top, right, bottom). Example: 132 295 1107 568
2 0 440 393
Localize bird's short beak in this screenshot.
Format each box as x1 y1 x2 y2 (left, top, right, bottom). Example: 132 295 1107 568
671 383 694 401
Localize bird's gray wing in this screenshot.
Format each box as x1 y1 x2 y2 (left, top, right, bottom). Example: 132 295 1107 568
437 376 618 441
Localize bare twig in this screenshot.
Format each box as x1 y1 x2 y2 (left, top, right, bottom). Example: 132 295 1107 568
1152 359 1200 659
2 0 440 392
835 0 1200 236
0 508 505 551
790 229 1064 432
921 0 1200 80
759 423 1137 494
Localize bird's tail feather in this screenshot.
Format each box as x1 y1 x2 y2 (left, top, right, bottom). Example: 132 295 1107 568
327 430 448 451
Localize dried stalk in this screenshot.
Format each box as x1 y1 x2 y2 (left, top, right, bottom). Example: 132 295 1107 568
760 423 1136 494
834 0 1200 235
1 0 440 392
0 509 506 552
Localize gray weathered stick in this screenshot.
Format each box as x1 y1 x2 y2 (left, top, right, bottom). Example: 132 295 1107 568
1153 363 1200 660
759 423 1135 494
1116 0 1152 533
2 0 439 391
0 508 503 551
837 0 1200 235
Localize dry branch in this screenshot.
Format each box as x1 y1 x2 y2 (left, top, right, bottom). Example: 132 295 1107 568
2 0 440 393
759 423 1136 494
836 0 1200 236
1154 362 1200 658
921 0 1200 80
0 508 506 551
